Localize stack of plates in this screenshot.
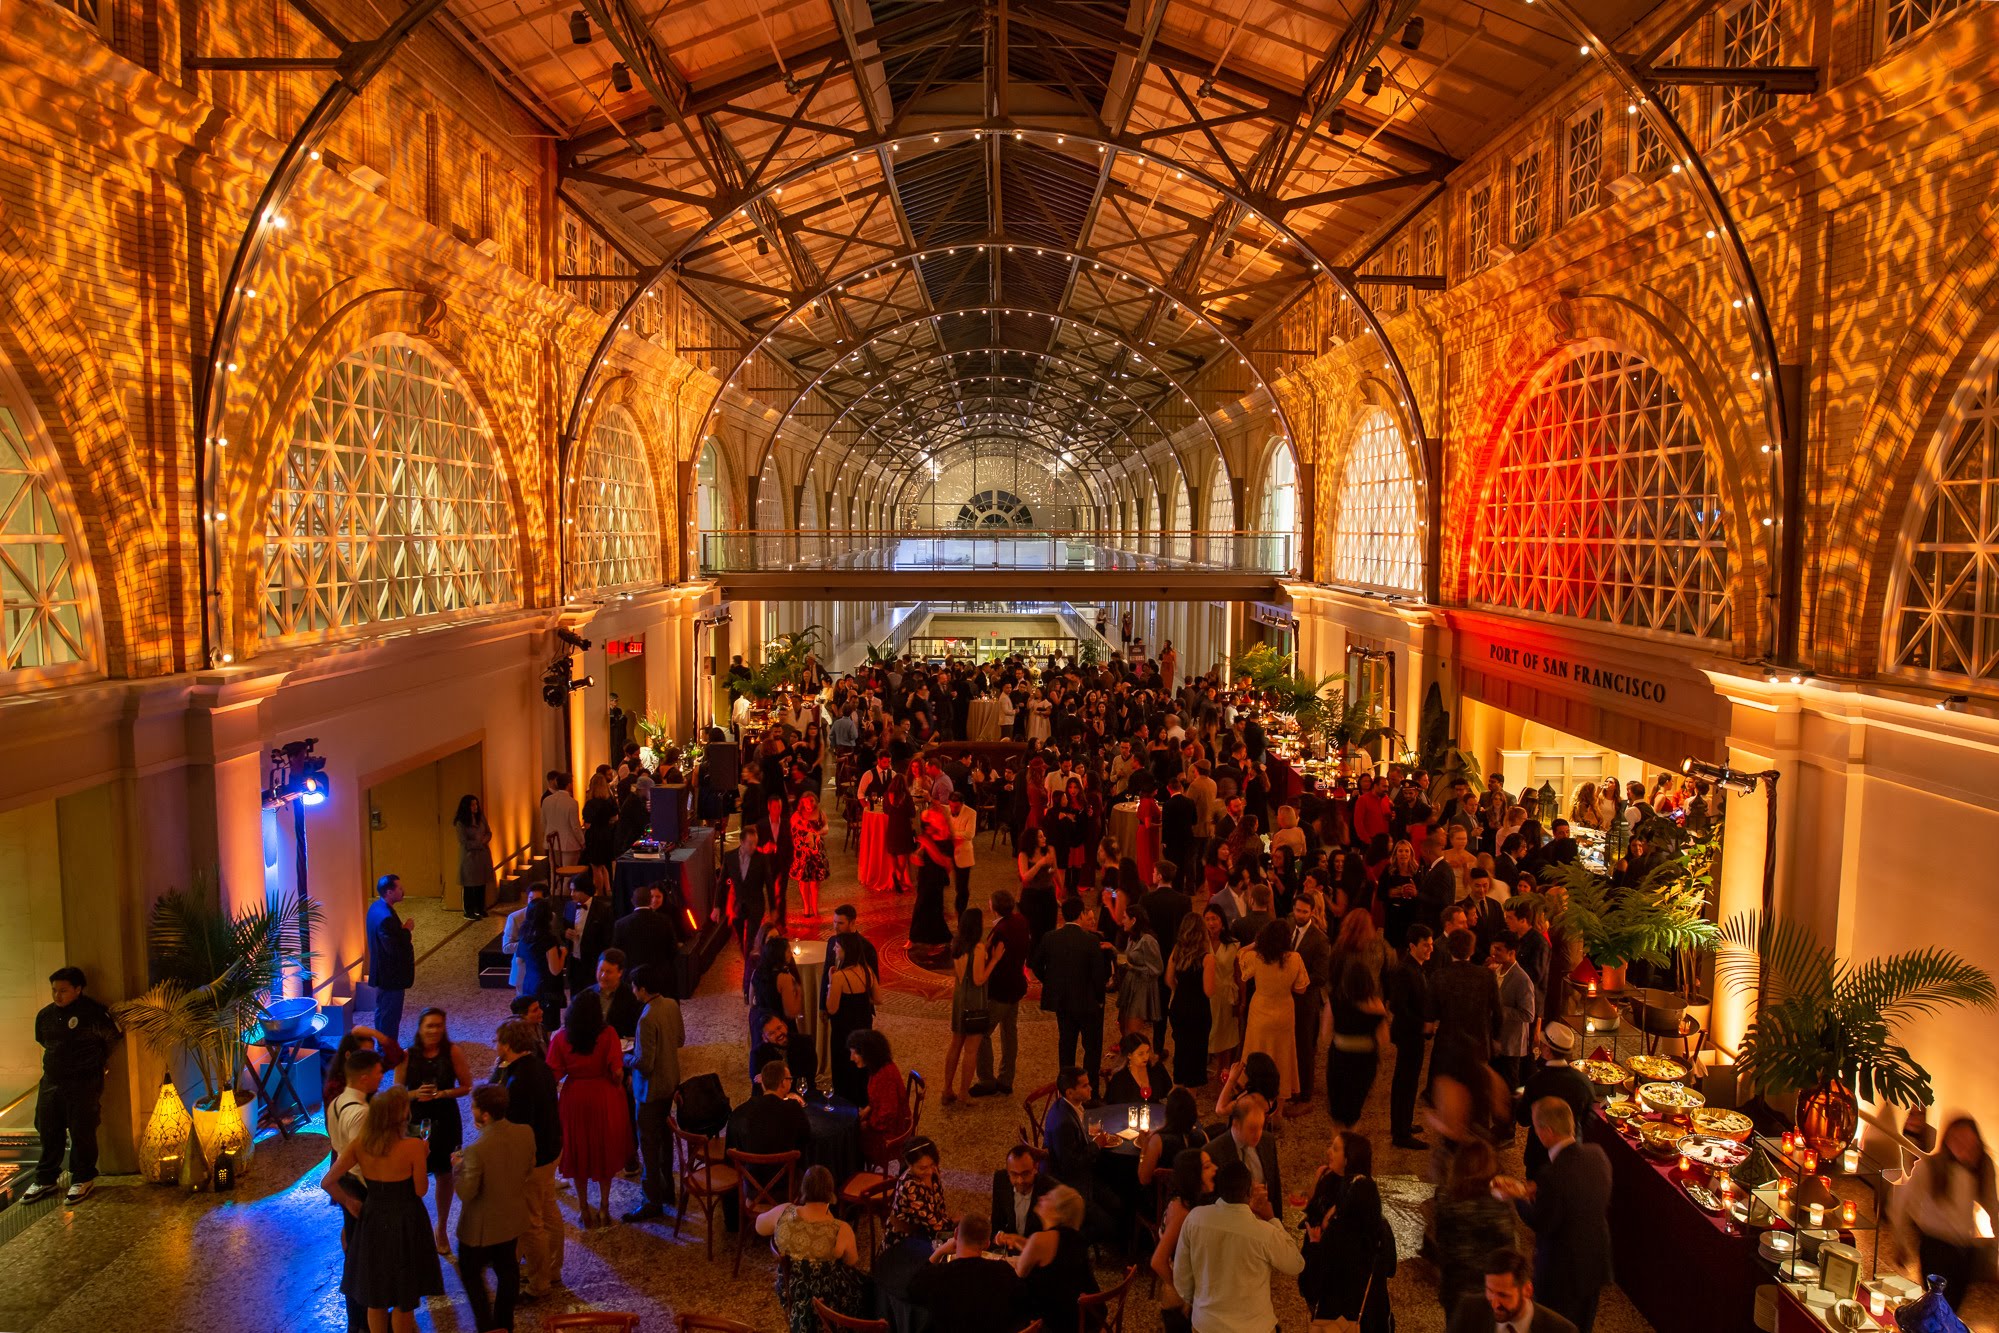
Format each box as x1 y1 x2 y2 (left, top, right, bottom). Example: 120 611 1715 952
1758 1232 1797 1264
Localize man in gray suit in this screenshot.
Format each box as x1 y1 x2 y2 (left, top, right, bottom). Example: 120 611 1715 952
622 963 685 1222
1490 935 1538 1097
455 1083 535 1332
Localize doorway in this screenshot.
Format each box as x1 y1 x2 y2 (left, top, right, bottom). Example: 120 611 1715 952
366 743 485 912
606 635 647 762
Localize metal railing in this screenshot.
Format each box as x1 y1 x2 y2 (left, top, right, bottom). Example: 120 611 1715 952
699 529 1295 575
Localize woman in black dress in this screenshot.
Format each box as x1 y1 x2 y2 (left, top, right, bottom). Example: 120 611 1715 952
1327 947 1388 1127
1015 1185 1098 1333
1015 827 1059 943
908 810 954 949
402 1008 472 1256
824 935 878 1104
1300 1131 1394 1333
319 1087 443 1331
581 772 621 896
1047 788 1082 897
883 762 917 892
1165 914 1213 1088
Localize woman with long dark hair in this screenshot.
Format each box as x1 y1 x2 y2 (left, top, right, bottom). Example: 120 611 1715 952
943 908 997 1104
403 1007 471 1255
515 899 568 1031
1301 1131 1393 1332
452 795 494 920
1016 826 1059 943
1165 913 1213 1087
1149 1148 1215 1333
824 934 878 1105
1902 1116 1999 1309
547 985 633 1228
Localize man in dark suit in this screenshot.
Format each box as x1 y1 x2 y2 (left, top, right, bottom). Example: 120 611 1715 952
1431 927 1502 1073
973 889 1034 1096
1514 1022 1594 1181
563 876 613 994
1446 1248 1579 1333
1231 884 1275 948
612 883 680 982
1503 896 1547 992
1456 866 1507 962
493 1019 564 1296
573 948 642 1040
1496 1098 1613 1333
722 824 776 955
1419 829 1459 933
1203 1098 1282 1209
365 874 416 1043
724 1060 813 1228
1160 776 1198 882
1029 897 1110 1081
909 1213 1021 1333
1041 1066 1116 1202
1141 863 1193 958
1385 924 1437 1149
989 1142 1055 1248
1286 894 1331 1106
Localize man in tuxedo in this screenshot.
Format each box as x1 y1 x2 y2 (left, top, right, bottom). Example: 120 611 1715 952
909 1213 1020 1333
722 824 775 956
1457 866 1507 962
563 876 613 995
1431 927 1502 1073
612 883 680 982
493 1020 564 1296
1041 1066 1117 1202
1203 1098 1282 1208
989 1142 1054 1249
1446 1248 1578 1333
1029 897 1110 1081
1160 776 1198 883
724 1060 813 1228
1141 862 1193 959
1385 924 1437 1149
1231 883 1275 947
1495 1098 1613 1333
1419 829 1460 933
1287 893 1331 1107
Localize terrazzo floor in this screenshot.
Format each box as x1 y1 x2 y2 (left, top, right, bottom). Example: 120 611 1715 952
0 818 1662 1333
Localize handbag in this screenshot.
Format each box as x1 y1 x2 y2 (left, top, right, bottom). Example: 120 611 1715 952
957 969 991 1035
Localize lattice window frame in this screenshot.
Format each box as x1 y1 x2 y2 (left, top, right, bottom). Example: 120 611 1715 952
1563 104 1604 223
1469 344 1733 642
1467 185 1493 271
1511 149 1544 248
260 337 519 646
570 404 663 596
1884 0 1972 47
1331 406 1424 596
1887 336 1999 684
1420 222 1441 306
0 363 96 682
1717 0 1784 139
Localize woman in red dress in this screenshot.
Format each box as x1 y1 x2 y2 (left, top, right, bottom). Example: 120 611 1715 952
546 991 633 1228
847 1028 912 1170
1134 781 1162 887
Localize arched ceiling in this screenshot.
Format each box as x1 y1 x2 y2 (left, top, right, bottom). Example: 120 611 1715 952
450 0 1659 501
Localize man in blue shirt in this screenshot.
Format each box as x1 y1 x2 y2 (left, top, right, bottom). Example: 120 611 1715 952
366 874 416 1043
829 706 858 753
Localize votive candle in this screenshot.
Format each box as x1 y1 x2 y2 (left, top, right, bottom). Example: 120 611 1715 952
1678 1153 1692 1174
1843 1147 1860 1174
1803 1150 1818 1173
1778 1178 1794 1202
1808 1202 1826 1227
1842 1200 1857 1226
1869 1291 1887 1319
1587 979 1599 997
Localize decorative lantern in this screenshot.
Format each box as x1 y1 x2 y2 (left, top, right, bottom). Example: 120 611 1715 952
138 1076 193 1185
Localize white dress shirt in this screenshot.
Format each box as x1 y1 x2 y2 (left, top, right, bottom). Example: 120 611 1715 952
1171 1199 1304 1333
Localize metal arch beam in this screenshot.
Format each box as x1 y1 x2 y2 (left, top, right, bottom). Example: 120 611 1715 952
704 236 1277 477
555 126 1437 512
846 387 1137 477
743 303 1215 494
852 392 1134 473
1540 0 1797 663
880 431 1111 512
191 0 454 668
826 424 1114 506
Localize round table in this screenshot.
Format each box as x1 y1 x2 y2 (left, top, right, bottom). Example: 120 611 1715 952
1087 1100 1163 1223
967 697 1005 742
1109 802 1140 857
791 939 828 1072
803 1095 863 1181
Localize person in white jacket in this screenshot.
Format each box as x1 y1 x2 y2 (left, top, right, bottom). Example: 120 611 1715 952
1173 1159 1304 1333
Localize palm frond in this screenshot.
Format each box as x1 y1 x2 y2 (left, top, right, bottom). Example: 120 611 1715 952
1716 912 1836 1006
1841 949 1997 1021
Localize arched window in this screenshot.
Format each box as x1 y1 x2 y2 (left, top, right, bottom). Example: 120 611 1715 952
261 338 517 643
1888 335 1999 682
1331 407 1423 595
1469 346 1730 640
571 405 661 595
1204 455 1234 565
0 361 95 680
1167 475 1192 561
696 439 725 533
1258 441 1299 573
754 460 785 529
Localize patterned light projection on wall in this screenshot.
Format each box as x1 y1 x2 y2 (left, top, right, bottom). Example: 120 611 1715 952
261 339 517 643
905 443 1086 528
571 405 662 595
1331 407 1423 595
1891 339 1999 682
1469 347 1730 640
0 377 92 677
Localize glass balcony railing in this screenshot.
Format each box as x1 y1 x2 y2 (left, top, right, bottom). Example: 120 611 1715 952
699 529 1295 575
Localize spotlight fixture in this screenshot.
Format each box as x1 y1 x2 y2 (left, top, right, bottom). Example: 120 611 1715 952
1223 239 1237 259
610 61 632 93
1196 76 1215 100
1362 64 1383 97
568 9 591 44
1400 16 1424 50
645 108 667 135
542 655 595 707
756 236 770 255
783 72 801 95
555 626 594 651
1937 693 1971 712
262 738 331 809
1681 756 1772 796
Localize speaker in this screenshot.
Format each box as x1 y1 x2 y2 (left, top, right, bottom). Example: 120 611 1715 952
649 783 686 844
700 741 739 791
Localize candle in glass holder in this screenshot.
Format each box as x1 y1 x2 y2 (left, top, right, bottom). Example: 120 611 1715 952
1587 979 1599 997
1807 1202 1826 1227
1868 1291 1887 1319
1842 1199 1857 1226
1140 1104 1151 1133
1842 1147 1860 1174
1778 1177 1794 1202
1678 1153 1692 1174
1802 1149 1818 1173
1125 1107 1135 1132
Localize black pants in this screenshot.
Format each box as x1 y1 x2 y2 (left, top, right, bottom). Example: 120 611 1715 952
337 1179 369 1332
1547 1283 1601 1333
34 1076 102 1186
1056 1009 1104 1089
1919 1232 1978 1310
1390 1039 1427 1139
1328 1045 1378 1125
636 1100 675 1207
1293 996 1323 1100
458 1237 519 1332
952 865 972 917
463 880 487 918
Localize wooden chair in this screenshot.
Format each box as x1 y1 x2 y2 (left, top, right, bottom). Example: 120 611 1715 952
727 1147 802 1276
1077 1265 1137 1333
1021 1081 1057 1147
905 1069 927 1139
812 1298 890 1333
835 1171 896 1262
1128 1177 1167 1294
543 1315 641 1332
841 794 864 852
670 1116 740 1259
679 1316 756 1333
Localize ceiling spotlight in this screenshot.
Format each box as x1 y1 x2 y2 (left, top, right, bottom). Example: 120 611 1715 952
1680 756 1771 796
610 61 632 92
1223 239 1236 258
1400 16 1424 49
569 9 592 44
646 108 666 135
756 236 770 255
1196 76 1215 100
1362 65 1383 97
784 72 801 95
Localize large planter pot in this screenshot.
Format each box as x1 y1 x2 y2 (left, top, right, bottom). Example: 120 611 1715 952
191 1089 258 1178
1797 1076 1859 1157
1596 961 1630 994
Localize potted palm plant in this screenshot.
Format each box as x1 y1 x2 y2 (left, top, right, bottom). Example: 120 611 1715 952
116 885 320 1181
1545 855 1722 996
1716 913 1994 1155
1311 685 1401 775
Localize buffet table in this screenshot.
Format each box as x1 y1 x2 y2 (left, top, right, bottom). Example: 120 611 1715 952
1586 1109 1766 1333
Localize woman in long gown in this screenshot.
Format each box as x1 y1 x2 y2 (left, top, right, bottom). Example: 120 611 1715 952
1166 915 1213 1088
1238 918 1309 1102
824 935 878 1105
1016 827 1059 943
1026 688 1053 744
1204 906 1242 1076
855 756 897 894
908 810 954 949
884 763 918 892
546 993 634 1228
756 1166 867 1333
1134 783 1163 886
320 1087 444 1332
